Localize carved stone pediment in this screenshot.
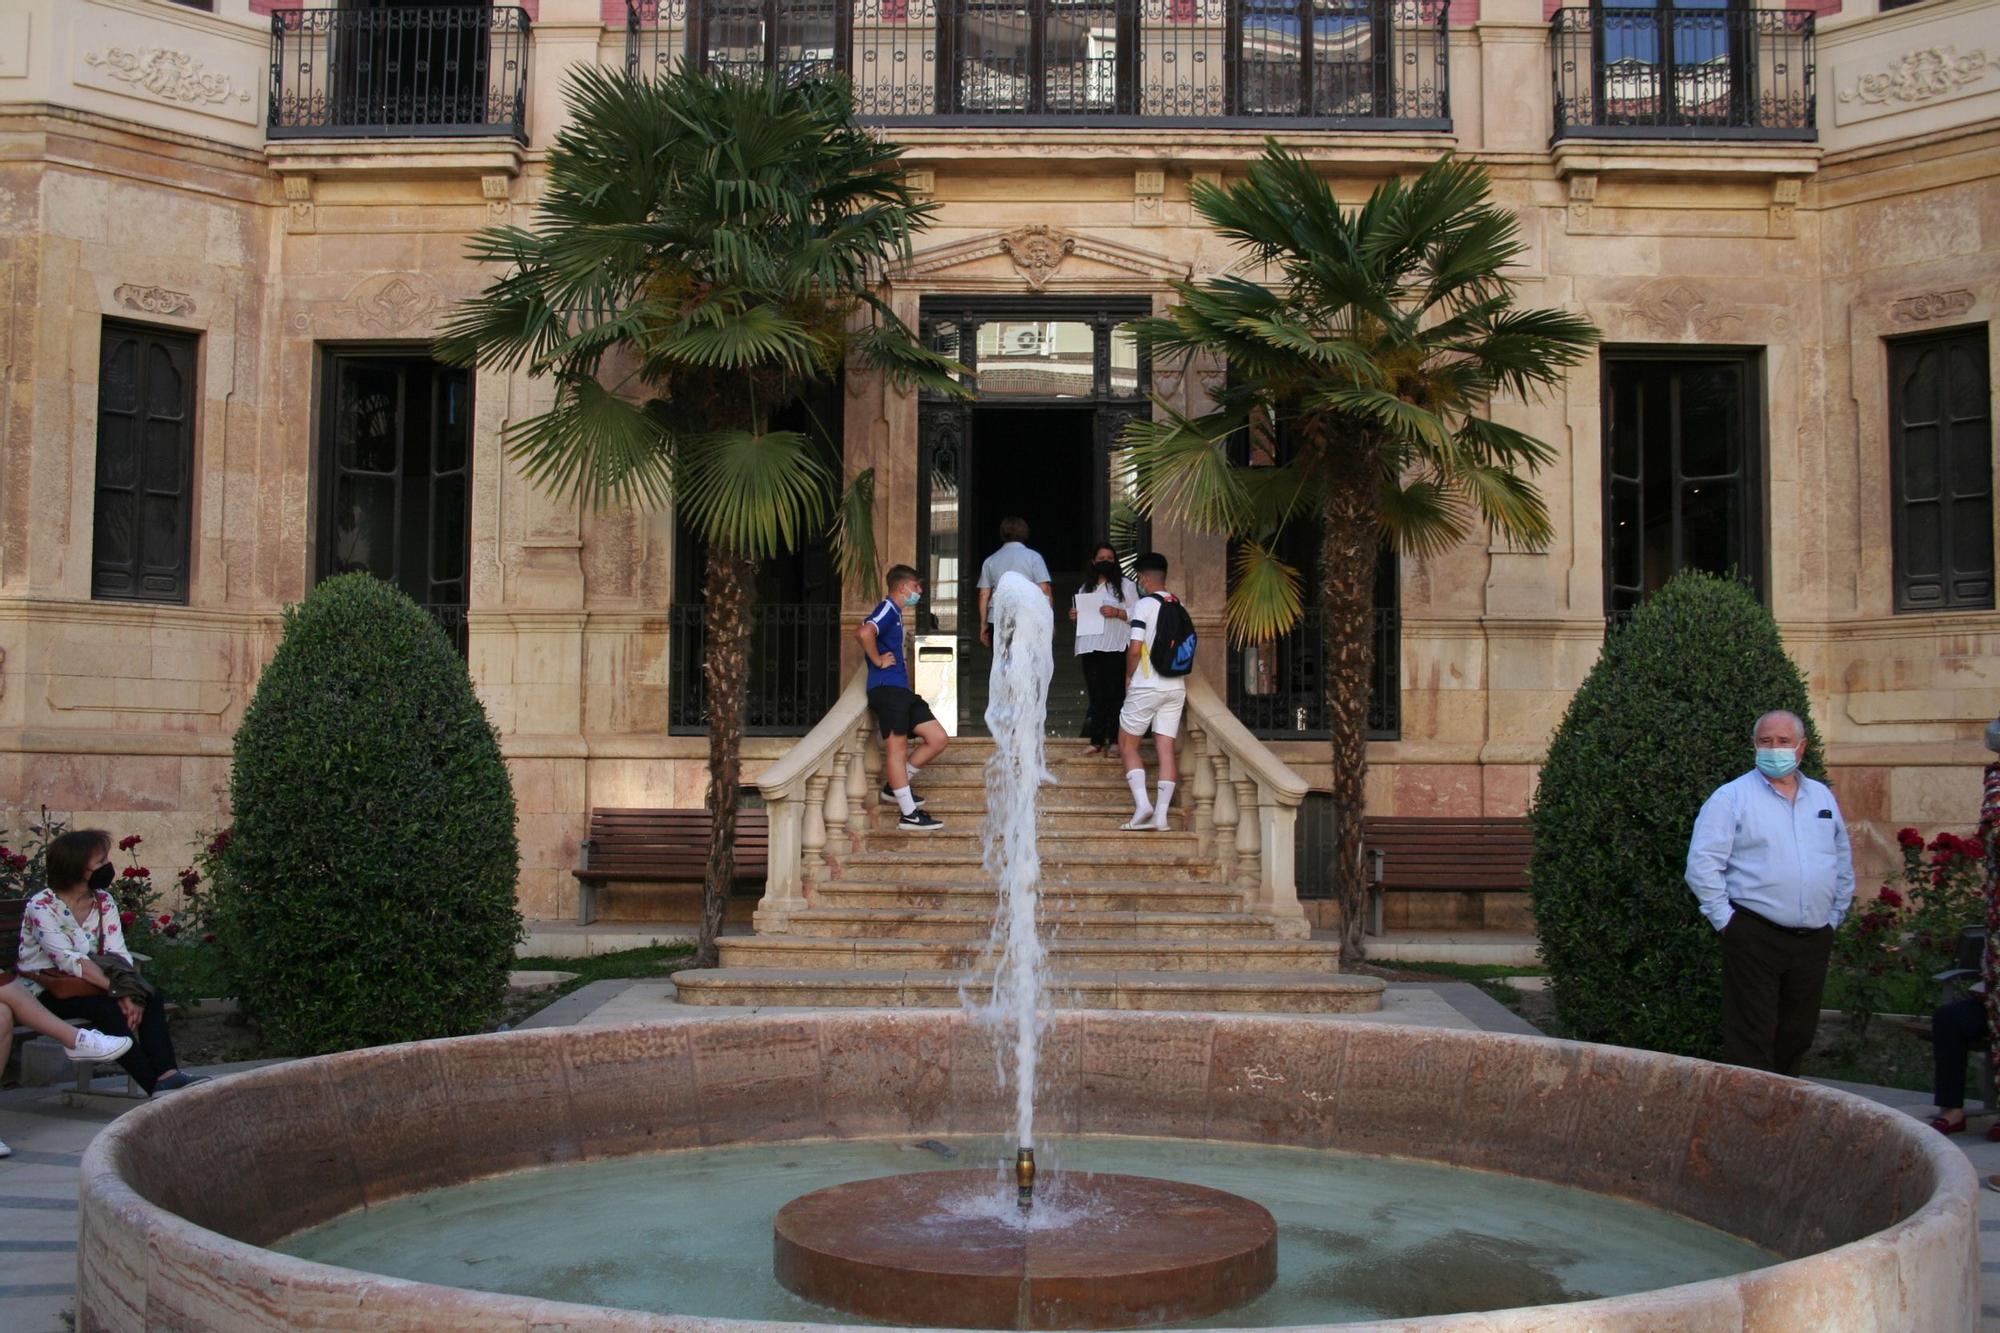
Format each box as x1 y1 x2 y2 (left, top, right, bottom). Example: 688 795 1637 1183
891 226 1189 292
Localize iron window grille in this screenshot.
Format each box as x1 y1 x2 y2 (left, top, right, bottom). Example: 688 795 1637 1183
627 0 1449 128
668 603 846 735
1550 5 1813 140
269 5 532 140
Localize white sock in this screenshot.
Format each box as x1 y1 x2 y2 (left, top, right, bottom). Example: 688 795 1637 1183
893 785 917 816
906 765 921 782
1125 769 1152 821
1153 780 1177 829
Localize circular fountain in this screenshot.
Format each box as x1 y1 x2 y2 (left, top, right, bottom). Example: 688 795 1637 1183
73 575 1982 1330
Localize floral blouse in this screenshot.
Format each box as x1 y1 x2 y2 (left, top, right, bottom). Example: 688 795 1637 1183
16 887 130 993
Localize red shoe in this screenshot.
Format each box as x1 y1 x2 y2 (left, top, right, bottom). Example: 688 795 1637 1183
1931 1115 1967 1135
1986 1122 2000 1143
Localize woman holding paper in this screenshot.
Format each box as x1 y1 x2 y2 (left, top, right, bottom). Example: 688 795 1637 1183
1070 543 1139 756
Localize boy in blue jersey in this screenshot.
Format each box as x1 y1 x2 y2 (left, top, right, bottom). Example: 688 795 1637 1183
856 565 949 830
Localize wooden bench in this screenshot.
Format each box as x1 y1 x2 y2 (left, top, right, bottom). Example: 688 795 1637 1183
573 807 771 926
1 922 135 1094
1360 816 1533 936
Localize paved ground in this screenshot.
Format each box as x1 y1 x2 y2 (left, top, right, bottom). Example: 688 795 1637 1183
2 988 1993 1331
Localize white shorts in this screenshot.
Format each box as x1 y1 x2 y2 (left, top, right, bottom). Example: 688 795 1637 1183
1119 686 1186 740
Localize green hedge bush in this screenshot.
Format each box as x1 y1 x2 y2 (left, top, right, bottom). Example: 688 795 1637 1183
212 574 521 1053
1529 570 1823 1057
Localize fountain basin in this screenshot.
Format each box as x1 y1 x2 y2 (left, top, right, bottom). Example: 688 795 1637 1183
78 1010 1977 1330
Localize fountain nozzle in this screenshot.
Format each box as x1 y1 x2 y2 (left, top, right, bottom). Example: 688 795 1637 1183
1015 1147 1036 1209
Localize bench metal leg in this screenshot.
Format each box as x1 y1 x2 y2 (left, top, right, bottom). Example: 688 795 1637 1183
577 882 597 927
1367 850 1385 938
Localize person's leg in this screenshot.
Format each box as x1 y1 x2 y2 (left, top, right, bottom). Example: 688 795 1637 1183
43 993 161 1092
1934 996 1986 1126
880 732 917 815
1118 731 1151 824
908 719 949 772
0 980 86 1047
1079 653 1107 747
1772 927 1834 1077
1718 916 1781 1072
132 992 182 1084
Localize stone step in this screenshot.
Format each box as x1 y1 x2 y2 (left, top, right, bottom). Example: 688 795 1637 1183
883 784 1178 815
715 935 1341 973
670 966 1385 1013
860 805 1192 834
782 907 1285 941
811 880 1243 913
836 851 1216 884
852 826 1201 855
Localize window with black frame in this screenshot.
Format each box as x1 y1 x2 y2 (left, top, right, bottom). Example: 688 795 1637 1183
317 351 473 654
93 322 199 604
1601 352 1762 618
1889 327 1993 613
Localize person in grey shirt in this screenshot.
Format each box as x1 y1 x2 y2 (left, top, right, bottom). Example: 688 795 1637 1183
975 516 1053 648
1685 709 1856 1075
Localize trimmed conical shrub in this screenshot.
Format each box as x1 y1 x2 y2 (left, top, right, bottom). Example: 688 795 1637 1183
1529 570 1823 1057
213 574 521 1054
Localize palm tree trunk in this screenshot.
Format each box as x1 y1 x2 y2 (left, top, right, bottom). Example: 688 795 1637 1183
1319 454 1382 960
697 542 757 969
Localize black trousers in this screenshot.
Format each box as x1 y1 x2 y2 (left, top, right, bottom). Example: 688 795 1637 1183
1078 651 1127 748
42 990 180 1094
1934 995 1990 1111
1719 907 1835 1075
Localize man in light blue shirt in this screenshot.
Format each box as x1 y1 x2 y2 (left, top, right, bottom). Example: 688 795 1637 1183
975 516 1053 649
1685 709 1856 1074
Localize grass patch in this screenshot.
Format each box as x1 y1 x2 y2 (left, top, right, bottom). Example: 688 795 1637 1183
498 943 699 1028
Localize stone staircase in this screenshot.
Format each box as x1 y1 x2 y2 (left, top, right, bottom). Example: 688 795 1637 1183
673 738 1384 1013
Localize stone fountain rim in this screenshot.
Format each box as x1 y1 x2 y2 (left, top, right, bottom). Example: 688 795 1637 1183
78 1011 1979 1332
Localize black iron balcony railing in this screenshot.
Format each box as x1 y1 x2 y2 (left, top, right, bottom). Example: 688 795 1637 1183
628 0 1449 128
1550 6 1813 140
1227 606 1399 742
269 6 531 140
669 602 844 735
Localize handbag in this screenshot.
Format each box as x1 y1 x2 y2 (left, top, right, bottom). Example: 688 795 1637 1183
26 897 111 1000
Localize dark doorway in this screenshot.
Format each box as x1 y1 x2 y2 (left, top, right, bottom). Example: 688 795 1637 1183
970 407 1096 585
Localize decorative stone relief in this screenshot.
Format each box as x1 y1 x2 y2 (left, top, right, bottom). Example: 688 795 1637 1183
82 47 252 109
1566 174 1597 234
281 175 314 234
1769 178 1801 239
113 284 195 318
999 226 1076 290
1889 289 1976 324
1622 281 1744 340
1836 46 1997 124
1134 170 1166 227
481 173 512 222
903 169 935 204
332 272 444 335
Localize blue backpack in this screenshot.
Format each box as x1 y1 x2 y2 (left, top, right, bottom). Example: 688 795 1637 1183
1147 592 1198 677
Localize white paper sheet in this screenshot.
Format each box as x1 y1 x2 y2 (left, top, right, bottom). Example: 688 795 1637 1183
1073 593 1105 637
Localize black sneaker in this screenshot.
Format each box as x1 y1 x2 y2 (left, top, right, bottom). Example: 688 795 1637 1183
898 810 945 831
881 784 926 809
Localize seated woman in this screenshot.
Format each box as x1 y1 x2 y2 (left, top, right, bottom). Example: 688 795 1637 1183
16 829 202 1097
0 978 133 1158
1929 994 1998 1137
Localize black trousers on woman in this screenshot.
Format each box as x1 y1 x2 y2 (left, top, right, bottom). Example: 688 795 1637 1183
1078 650 1128 749
42 990 179 1094
1934 994 1990 1111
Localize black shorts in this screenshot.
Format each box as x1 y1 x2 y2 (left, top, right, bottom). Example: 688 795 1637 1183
868 686 936 739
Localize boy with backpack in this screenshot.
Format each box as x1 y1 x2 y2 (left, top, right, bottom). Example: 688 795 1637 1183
1118 552 1197 831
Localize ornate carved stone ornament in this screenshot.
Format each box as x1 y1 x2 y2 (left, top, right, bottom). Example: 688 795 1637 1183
1840 46 1993 108
83 47 251 109
1623 280 1744 341
334 273 443 335
999 226 1077 290
1889 289 1977 324
113 284 195 318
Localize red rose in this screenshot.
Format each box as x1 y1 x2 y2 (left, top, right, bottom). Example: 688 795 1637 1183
118 911 136 927
201 932 216 944
1897 827 1923 849
126 866 149 880
117 835 141 852
162 922 180 939
154 913 173 927
1878 887 1904 909
6 854 23 871
179 869 200 891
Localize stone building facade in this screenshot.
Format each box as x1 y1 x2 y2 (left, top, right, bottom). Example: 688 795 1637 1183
0 0 1995 923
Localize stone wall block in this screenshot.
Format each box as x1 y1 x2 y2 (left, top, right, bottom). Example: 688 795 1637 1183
690 1021 825 1145
562 1022 703 1160
819 1011 954 1135
1077 1011 1214 1138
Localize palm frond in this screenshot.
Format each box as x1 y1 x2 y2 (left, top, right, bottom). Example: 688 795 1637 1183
1456 462 1556 550
673 428 833 559
1376 475 1468 560
1224 542 1306 646
503 375 676 511
829 467 880 595
1120 407 1255 535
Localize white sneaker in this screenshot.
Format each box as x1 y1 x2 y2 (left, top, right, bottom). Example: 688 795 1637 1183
0 1139 10 1158
1120 814 1156 831
68 1029 133 1063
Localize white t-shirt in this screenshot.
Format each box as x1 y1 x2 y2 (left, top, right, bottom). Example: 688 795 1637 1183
1127 592 1187 693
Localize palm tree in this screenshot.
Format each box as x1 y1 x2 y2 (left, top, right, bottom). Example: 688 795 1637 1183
439 65 965 967
1124 147 1598 958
